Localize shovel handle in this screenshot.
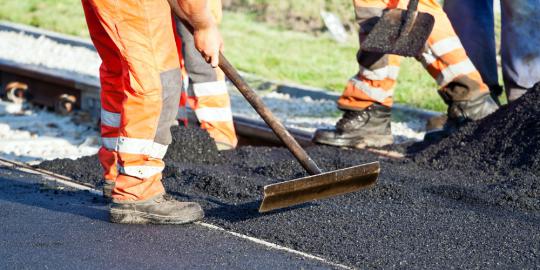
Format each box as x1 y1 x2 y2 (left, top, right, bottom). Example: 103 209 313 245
403 0 419 34
406 0 419 11
218 53 323 175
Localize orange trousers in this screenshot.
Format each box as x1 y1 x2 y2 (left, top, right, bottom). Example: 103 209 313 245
338 0 489 110
83 0 182 202
176 17 238 150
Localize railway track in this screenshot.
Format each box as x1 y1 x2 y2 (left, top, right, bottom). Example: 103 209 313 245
0 26 313 147
0 58 314 146
0 21 407 158
0 58 405 157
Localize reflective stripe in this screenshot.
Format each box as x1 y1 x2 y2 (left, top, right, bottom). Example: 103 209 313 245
117 137 168 159
437 59 477 86
350 77 393 102
193 81 228 97
421 50 437 66
430 37 463 57
359 65 400 81
195 107 233 122
101 109 121 128
101 137 118 150
149 143 169 159
183 75 189 91
118 165 164 179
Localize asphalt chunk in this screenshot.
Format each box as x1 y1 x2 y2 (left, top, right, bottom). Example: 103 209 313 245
38 85 540 268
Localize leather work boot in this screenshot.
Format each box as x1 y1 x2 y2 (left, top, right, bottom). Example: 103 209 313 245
425 92 499 141
110 195 204 225
447 93 499 122
438 79 499 123
313 104 393 148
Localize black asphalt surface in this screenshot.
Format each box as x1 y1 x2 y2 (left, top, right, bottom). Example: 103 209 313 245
0 166 335 270
40 131 540 269
36 86 540 269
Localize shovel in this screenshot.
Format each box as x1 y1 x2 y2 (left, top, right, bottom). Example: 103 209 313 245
218 54 380 213
361 0 435 57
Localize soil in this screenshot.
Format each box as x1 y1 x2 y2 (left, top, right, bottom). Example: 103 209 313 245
222 0 356 34
38 85 540 268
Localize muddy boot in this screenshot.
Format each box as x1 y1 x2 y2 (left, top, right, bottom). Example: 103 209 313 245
313 104 393 148
425 87 499 141
102 180 114 200
110 195 204 225
447 93 499 122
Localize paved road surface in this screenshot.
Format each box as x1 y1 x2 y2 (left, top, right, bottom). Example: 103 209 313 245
0 166 334 270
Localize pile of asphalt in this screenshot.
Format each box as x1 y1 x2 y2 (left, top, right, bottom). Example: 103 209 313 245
415 84 540 172
411 84 540 211
38 87 540 268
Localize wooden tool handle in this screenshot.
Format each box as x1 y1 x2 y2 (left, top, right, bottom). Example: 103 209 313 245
403 0 419 34
218 53 323 175
406 0 419 11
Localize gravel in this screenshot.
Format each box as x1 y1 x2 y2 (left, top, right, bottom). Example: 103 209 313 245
0 29 427 151
0 101 99 163
0 30 100 78
229 90 427 143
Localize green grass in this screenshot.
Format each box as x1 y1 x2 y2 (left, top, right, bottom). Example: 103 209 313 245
0 0 89 36
394 59 442 111
221 12 444 111
0 0 445 111
222 12 357 92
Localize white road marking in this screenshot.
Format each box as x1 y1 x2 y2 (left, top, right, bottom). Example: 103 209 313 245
196 222 352 269
0 158 353 270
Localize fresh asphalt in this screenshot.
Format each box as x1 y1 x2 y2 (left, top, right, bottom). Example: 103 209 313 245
0 166 337 270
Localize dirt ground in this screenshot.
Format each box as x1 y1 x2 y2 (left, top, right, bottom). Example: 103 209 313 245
39 85 540 268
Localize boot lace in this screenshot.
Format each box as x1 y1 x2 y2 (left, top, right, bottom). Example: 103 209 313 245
336 109 370 130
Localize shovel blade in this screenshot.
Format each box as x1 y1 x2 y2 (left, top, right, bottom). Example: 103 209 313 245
362 9 435 57
259 162 380 213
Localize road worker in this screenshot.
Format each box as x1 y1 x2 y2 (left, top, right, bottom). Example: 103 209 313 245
313 0 499 148
175 0 238 151
82 0 222 224
444 0 540 103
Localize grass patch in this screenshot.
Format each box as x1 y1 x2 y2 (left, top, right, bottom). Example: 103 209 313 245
223 12 443 111
0 1 445 111
0 0 88 37
222 12 357 91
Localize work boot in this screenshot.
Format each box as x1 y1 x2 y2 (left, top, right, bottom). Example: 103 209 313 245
313 104 393 148
438 79 499 122
425 92 499 141
110 195 204 225
446 93 499 122
102 180 114 200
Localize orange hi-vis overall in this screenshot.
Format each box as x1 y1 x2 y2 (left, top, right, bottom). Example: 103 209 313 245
175 0 238 149
338 0 489 111
82 0 182 202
